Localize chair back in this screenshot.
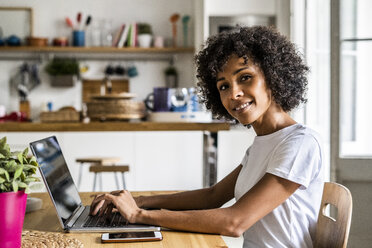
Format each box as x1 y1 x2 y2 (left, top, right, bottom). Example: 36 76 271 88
314 182 352 248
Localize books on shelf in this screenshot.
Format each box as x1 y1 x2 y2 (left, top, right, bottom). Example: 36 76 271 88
112 24 125 47
116 23 137 48
117 24 130 48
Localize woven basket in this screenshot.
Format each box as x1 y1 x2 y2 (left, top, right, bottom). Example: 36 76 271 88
40 109 80 122
87 99 146 120
22 230 83 248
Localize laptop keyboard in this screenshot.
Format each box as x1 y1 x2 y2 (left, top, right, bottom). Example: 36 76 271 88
83 212 128 227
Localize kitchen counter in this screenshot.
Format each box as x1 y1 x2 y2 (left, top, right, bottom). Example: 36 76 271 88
0 121 230 132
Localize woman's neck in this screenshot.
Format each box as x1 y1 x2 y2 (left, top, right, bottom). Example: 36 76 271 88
252 105 297 136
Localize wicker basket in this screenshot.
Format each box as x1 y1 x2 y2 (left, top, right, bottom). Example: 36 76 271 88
87 99 146 121
40 109 80 122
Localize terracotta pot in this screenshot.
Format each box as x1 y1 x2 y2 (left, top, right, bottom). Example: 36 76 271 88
0 191 27 248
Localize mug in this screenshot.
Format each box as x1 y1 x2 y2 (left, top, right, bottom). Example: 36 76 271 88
73 30 85 47
145 87 172 112
127 66 138 78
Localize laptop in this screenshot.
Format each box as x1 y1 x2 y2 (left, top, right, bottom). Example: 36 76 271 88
30 136 160 233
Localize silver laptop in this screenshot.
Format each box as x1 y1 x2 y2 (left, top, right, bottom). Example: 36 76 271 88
30 136 160 233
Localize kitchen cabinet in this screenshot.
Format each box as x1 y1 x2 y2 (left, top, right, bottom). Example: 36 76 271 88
0 121 229 191
0 131 203 191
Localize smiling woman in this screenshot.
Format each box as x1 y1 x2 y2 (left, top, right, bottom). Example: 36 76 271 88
195 26 309 123
215 56 272 127
89 26 324 248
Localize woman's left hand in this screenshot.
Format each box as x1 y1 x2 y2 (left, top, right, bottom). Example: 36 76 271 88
90 190 141 223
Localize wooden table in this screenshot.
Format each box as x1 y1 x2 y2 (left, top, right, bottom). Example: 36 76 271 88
24 192 227 248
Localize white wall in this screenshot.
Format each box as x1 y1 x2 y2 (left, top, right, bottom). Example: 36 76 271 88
204 0 290 38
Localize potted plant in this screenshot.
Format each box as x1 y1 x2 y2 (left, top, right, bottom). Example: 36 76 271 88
0 137 40 248
45 58 80 87
164 65 178 88
137 23 153 48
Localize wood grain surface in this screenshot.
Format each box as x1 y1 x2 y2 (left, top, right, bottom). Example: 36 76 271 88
0 122 230 132
24 192 227 248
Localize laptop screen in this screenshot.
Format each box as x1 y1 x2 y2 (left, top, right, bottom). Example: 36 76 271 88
30 136 81 225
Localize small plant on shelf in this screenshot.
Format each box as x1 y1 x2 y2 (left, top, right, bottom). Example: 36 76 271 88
138 23 153 35
45 58 79 87
164 65 178 88
45 58 79 76
137 23 153 48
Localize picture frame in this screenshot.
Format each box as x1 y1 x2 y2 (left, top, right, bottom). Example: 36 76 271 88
0 7 33 40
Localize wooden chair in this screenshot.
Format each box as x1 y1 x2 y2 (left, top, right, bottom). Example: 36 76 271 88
89 165 130 191
314 182 353 248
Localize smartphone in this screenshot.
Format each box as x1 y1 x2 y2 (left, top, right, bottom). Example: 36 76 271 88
101 231 163 243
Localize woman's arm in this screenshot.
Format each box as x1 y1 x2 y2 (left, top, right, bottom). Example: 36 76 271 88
136 164 242 210
93 173 300 237
90 165 242 215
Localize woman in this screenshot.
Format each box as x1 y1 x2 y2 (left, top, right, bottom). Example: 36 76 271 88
90 26 324 247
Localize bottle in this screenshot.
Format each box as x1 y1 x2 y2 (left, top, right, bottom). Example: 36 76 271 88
105 76 112 94
90 20 101 47
100 79 106 95
101 20 113 47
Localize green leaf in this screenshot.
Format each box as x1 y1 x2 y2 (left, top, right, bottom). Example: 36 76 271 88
20 172 26 180
17 152 23 164
23 147 29 156
3 170 9 181
18 182 28 188
14 165 23 180
6 160 17 171
12 181 18 192
0 153 5 159
0 167 6 174
24 177 38 183
0 184 7 191
24 186 30 194
30 160 38 167
24 164 38 171
0 177 5 184
0 137 6 148
28 156 37 163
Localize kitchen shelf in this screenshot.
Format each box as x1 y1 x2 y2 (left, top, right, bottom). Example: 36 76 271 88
0 46 195 61
0 121 230 132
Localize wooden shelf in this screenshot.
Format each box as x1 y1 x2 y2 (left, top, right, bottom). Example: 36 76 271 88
0 121 230 132
0 46 195 61
0 46 194 53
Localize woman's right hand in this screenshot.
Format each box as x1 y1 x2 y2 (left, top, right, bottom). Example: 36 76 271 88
89 190 142 223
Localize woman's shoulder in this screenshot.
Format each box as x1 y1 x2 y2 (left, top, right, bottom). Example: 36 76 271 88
276 124 323 159
288 124 322 146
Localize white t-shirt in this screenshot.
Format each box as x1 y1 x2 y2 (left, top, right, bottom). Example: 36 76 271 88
235 123 324 248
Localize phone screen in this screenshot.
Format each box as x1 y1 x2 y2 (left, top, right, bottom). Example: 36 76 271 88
108 232 156 239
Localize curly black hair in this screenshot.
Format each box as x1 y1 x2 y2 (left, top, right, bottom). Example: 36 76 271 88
195 26 309 121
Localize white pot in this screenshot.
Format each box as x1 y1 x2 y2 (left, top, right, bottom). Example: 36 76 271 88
138 34 152 48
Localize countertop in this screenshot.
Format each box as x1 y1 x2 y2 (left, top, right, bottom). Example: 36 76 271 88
0 121 230 132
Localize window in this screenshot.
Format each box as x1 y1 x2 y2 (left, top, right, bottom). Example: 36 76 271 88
340 0 372 156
